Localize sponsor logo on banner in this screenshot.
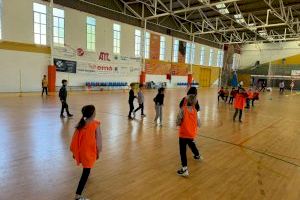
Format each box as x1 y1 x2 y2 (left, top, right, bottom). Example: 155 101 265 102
77 48 85 56
54 58 77 73
99 52 110 61
53 46 76 59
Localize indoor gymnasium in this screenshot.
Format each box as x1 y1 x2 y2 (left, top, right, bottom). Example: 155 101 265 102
1 0 300 199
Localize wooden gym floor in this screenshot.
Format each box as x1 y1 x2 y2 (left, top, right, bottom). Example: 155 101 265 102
0 88 299 200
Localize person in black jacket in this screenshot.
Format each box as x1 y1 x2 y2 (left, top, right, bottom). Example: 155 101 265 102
59 79 73 118
128 84 136 120
154 87 165 126
179 87 200 111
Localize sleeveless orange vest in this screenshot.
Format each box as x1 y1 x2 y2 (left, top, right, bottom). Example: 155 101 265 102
247 91 254 99
234 93 246 110
179 107 198 139
70 120 100 168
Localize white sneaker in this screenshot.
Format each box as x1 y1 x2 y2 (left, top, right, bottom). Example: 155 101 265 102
177 167 189 177
194 155 204 161
75 195 90 200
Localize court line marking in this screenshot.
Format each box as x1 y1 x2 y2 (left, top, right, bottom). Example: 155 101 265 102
238 117 283 146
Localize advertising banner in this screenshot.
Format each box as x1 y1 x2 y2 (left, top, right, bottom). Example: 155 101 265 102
54 58 77 73
53 45 141 75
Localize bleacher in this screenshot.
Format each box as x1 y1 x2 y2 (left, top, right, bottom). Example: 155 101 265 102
85 82 128 90
177 82 199 87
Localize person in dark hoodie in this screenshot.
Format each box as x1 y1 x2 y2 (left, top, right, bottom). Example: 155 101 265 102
153 87 165 126
128 84 136 120
59 79 73 118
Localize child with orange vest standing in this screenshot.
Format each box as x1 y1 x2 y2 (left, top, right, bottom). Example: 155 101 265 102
233 88 248 122
70 105 102 200
176 95 202 177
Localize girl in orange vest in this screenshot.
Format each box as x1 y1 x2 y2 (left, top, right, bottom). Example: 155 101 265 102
176 95 202 177
70 105 102 200
233 88 248 122
179 86 200 111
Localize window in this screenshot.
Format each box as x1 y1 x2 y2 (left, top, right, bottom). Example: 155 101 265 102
232 53 240 70
0 0 2 40
86 17 96 51
185 43 191 64
209 48 214 66
33 3 47 45
217 50 224 67
53 8 64 46
135 29 141 57
191 43 195 64
185 43 195 64
113 23 121 54
200 46 205 65
172 39 179 62
159 36 166 61
144 32 150 59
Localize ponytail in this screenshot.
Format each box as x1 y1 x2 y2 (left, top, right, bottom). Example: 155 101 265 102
76 105 96 130
76 117 86 130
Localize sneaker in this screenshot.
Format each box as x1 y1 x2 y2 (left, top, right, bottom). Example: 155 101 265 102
194 155 204 160
177 167 189 177
60 115 65 118
128 116 133 120
68 114 73 118
75 195 90 200
239 120 243 123
141 114 146 117
133 112 136 118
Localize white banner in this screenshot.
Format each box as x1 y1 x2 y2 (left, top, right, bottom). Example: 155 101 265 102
53 45 141 75
291 70 300 76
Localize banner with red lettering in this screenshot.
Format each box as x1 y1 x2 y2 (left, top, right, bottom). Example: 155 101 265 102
53 45 141 75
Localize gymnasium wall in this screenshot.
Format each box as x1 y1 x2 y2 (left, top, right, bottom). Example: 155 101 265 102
0 49 49 92
240 41 300 67
0 0 221 92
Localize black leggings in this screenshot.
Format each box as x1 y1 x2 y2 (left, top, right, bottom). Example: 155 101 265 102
128 101 134 117
60 101 71 116
134 103 144 115
42 87 48 95
229 97 234 104
76 168 91 195
179 138 199 167
233 109 243 121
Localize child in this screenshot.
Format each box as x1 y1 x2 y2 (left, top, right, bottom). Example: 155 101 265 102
176 94 202 177
228 87 237 104
134 84 146 117
233 88 248 122
179 87 200 111
279 81 285 94
245 88 254 109
154 87 165 126
252 89 260 107
70 105 102 200
41 75 48 96
128 84 136 120
290 80 295 92
218 87 225 102
59 79 73 118
224 87 229 102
